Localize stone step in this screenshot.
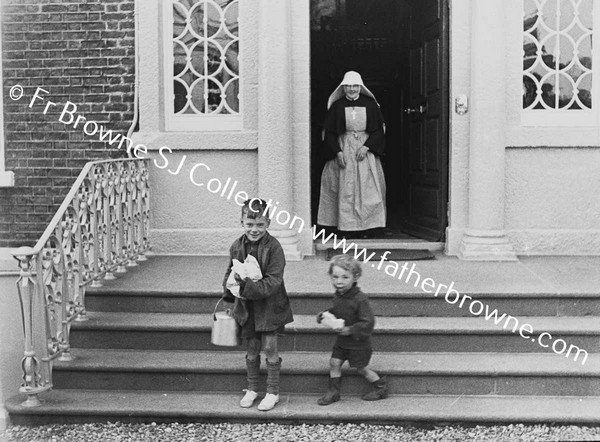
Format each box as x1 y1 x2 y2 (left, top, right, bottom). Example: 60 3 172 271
6 390 600 426
53 349 600 396
84 289 600 317
70 312 600 354
313 238 444 252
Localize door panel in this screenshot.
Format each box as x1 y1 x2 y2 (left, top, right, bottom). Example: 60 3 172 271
425 39 440 93
422 0 442 24
410 185 439 218
401 0 449 241
409 47 423 97
426 119 440 171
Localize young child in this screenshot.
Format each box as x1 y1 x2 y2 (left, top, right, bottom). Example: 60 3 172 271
223 198 294 411
316 254 388 405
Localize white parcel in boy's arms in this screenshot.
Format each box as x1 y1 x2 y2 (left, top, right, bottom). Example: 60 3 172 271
320 311 345 331
226 255 263 298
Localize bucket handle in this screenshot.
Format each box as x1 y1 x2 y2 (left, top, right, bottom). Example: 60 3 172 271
213 296 229 321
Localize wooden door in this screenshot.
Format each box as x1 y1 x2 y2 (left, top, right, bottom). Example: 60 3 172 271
401 0 449 241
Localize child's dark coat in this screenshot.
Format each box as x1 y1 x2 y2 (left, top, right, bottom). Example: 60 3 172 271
328 285 374 350
223 231 293 332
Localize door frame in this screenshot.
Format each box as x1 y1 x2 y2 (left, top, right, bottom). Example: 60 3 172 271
307 0 451 242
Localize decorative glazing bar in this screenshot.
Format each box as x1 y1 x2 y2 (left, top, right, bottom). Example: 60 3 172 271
10 158 151 407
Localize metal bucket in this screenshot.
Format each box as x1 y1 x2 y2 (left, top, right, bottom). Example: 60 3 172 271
211 298 240 347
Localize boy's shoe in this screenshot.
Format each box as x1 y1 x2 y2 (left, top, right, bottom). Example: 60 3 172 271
362 378 388 401
240 389 259 408
257 393 279 411
317 377 341 406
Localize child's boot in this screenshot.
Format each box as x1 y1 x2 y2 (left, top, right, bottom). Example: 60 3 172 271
317 376 341 405
240 356 260 408
258 357 281 411
362 377 388 401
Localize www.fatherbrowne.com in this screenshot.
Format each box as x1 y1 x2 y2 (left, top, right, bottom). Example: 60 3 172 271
312 226 588 366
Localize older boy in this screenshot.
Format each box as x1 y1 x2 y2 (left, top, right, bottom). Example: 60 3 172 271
223 198 294 411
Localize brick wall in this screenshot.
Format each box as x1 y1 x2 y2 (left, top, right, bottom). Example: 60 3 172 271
0 0 135 248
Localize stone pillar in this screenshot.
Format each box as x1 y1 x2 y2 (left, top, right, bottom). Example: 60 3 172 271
257 0 302 260
458 0 517 261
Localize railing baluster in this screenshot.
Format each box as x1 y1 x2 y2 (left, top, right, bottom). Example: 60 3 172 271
138 163 150 261
90 167 102 288
58 234 73 363
103 164 116 281
126 163 138 267
76 186 89 321
12 247 51 407
116 164 127 273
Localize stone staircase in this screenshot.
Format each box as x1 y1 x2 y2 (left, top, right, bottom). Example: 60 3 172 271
6 256 600 425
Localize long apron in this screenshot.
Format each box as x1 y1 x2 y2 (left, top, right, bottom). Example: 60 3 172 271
317 106 386 231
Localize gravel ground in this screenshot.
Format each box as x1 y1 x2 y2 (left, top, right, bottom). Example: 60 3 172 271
2 422 600 442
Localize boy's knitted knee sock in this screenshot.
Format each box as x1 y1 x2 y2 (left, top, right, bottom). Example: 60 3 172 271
246 356 261 392
265 357 282 395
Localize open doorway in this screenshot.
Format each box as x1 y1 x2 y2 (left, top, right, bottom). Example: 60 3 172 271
310 0 449 241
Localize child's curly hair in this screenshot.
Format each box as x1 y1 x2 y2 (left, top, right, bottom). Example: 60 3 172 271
328 254 362 278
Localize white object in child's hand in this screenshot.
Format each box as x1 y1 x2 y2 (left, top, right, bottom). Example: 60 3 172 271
226 255 263 298
320 311 345 331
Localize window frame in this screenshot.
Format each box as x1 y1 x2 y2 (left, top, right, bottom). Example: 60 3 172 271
161 0 243 132
521 0 600 127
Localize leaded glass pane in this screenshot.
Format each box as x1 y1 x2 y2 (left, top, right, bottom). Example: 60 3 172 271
522 0 593 110
172 0 239 116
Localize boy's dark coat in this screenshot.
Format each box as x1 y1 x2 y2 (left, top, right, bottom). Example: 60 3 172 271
327 285 375 350
223 231 294 331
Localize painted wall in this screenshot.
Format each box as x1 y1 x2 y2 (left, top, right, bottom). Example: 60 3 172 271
149 150 259 255
506 148 600 254
446 0 471 255
140 0 600 257
447 0 600 255
503 2 600 255
135 0 259 255
291 0 313 255
138 0 312 256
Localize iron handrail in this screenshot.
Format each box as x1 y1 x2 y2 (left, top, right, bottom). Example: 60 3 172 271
10 158 151 407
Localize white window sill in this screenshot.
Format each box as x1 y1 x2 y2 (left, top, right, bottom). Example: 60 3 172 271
521 110 598 127
132 130 258 151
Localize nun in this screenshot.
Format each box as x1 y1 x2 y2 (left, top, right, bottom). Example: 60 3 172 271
317 71 387 234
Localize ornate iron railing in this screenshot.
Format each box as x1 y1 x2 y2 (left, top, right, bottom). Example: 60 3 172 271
10 158 150 407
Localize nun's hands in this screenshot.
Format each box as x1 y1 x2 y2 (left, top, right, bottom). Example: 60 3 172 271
356 146 369 161
336 152 346 169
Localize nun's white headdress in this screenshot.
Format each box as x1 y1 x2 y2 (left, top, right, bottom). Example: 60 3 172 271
327 71 379 109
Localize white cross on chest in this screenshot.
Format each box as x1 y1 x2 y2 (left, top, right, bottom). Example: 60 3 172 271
351 107 357 120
